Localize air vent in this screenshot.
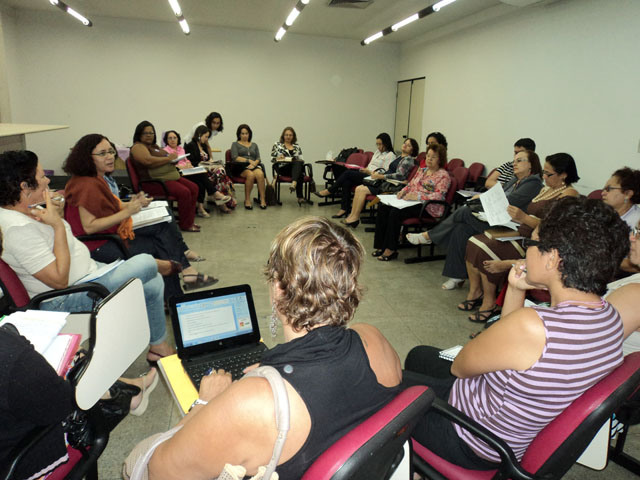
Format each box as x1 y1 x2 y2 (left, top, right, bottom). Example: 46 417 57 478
328 0 373 9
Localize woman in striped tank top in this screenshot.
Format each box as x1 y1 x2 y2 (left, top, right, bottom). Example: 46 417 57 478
405 196 633 469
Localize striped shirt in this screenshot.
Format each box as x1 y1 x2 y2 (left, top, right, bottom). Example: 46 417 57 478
449 302 624 462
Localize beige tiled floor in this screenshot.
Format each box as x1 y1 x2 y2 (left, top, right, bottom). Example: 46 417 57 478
98 188 639 479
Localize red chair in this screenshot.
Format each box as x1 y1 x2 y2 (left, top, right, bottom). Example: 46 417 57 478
125 157 176 212
588 189 603 200
301 386 435 480
64 203 131 259
451 167 469 193
336 152 369 170
412 352 640 480
417 152 427 169
466 162 485 189
271 161 314 205
225 148 247 186
364 151 374 164
446 158 464 172
363 164 419 229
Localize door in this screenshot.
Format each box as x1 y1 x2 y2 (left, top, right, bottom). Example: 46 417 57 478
393 77 425 153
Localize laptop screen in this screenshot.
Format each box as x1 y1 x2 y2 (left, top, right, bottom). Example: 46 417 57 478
175 292 254 347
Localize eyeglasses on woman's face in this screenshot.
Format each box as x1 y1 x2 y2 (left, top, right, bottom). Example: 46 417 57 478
92 149 116 158
602 185 622 193
522 238 542 249
542 170 556 177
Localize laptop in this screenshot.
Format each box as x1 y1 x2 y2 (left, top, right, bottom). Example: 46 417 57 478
169 284 267 389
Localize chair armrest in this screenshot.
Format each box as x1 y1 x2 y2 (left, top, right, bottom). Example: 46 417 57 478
27 282 110 311
0 424 58 480
303 163 314 178
430 398 552 480
77 234 131 259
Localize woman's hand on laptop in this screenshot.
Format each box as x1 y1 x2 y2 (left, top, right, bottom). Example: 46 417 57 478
199 368 232 402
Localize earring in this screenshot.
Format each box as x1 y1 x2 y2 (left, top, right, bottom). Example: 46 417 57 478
269 304 279 338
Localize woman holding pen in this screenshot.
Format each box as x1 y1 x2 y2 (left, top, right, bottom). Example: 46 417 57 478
63 134 218 294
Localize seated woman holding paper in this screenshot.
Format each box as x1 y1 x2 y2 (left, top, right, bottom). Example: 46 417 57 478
230 124 267 210
404 196 630 470
372 144 450 261
460 153 579 322
130 121 200 232
314 133 395 218
413 149 543 290
271 126 312 206
139 217 402 479
341 137 420 228
63 134 217 294
0 150 174 363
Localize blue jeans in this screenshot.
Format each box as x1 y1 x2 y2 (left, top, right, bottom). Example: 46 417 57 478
40 254 167 345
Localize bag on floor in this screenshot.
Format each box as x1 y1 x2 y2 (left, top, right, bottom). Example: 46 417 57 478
265 180 278 206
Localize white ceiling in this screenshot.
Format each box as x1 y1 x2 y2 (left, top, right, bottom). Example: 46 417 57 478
0 0 512 44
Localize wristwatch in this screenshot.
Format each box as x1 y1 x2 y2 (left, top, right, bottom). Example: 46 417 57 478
189 398 208 412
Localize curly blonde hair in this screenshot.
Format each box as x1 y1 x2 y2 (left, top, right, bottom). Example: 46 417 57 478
265 216 364 332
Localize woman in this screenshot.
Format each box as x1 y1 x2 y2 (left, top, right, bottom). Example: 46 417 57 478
405 196 630 469
187 111 224 146
420 131 448 168
130 121 200 232
417 149 543 290
63 134 217 294
372 144 450 261
144 217 402 479
602 167 640 230
459 153 580 322
271 126 311 206
341 137 420 228
314 133 395 218
0 150 174 362
180 127 232 216
230 124 267 209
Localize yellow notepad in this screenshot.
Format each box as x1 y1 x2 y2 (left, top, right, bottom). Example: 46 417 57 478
158 354 198 415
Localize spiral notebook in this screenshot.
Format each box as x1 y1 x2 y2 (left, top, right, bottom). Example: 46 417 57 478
439 345 463 362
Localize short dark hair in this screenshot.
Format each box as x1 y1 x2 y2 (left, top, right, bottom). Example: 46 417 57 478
514 138 536 151
538 196 629 295
205 112 224 132
406 138 420 157
426 131 448 148
279 126 298 144
132 121 157 145
193 125 211 144
613 167 640 203
545 153 580 185
236 124 253 142
63 134 107 177
0 150 39 206
376 133 393 153
523 150 542 176
163 130 181 146
427 144 448 169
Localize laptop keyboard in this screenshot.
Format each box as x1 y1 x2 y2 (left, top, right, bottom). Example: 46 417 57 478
185 349 264 389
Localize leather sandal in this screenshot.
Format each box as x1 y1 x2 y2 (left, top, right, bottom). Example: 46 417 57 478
457 296 483 311
183 273 219 291
468 306 501 323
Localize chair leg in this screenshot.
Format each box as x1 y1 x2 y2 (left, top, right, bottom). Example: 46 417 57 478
610 426 640 475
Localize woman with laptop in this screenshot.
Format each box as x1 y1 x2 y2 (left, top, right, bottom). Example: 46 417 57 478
144 217 403 479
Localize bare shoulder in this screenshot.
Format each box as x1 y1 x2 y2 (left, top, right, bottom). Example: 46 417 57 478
561 187 580 198
350 323 402 387
608 283 640 337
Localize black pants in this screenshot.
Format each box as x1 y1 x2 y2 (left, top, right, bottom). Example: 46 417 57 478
373 203 422 251
403 346 500 471
185 172 215 203
328 169 367 212
275 160 305 198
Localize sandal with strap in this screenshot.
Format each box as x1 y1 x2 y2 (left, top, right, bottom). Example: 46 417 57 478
457 296 483 312
183 273 219 291
468 305 501 323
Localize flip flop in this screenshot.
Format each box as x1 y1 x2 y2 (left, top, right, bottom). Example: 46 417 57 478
457 296 483 311
129 368 160 416
183 273 219 291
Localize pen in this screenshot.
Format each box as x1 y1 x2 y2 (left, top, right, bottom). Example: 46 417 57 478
28 203 45 210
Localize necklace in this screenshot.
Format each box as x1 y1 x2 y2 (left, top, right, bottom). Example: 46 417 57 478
532 185 568 203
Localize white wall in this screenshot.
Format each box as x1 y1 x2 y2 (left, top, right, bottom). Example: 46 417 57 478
4 9 400 173
398 0 640 193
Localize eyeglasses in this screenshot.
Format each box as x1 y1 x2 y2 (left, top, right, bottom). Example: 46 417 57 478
522 238 541 249
602 186 622 192
92 149 116 157
542 171 556 177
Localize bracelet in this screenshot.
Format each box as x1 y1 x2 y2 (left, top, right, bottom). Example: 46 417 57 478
189 398 208 412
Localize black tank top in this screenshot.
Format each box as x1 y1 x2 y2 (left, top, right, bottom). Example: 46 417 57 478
260 326 400 479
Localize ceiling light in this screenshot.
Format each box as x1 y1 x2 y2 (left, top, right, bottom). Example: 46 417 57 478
48 0 92 27
285 8 300 26
391 13 419 32
301 0 310 4
275 27 287 41
168 0 182 17
433 0 457 12
275 0 310 42
363 31 384 45
179 19 190 35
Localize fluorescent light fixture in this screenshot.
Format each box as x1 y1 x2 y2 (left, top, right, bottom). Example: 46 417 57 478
275 27 287 41
433 0 456 12
168 0 182 16
49 0 59 4
66 7 90 25
285 7 300 26
301 0 310 4
391 13 419 32
363 31 384 45
48 0 92 26
179 18 190 34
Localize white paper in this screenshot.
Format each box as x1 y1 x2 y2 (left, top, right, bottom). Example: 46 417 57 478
180 166 207 175
131 206 171 229
457 189 478 198
171 153 190 164
479 184 521 229
439 345 463 361
377 194 421 209
143 200 169 210
496 235 526 242
42 335 72 372
75 259 124 284
1 310 68 353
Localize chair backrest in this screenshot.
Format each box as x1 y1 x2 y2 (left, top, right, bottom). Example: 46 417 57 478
446 158 464 172
125 157 142 193
75 278 150 410
467 162 485 185
451 167 469 191
445 175 459 205
364 151 374 164
0 258 31 312
416 152 426 169
225 148 232 164
302 386 434 480
587 189 603 200
406 164 419 183
345 152 369 168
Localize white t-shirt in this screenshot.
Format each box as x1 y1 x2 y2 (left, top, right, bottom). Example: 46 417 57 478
368 150 396 172
0 207 97 297
621 203 640 230
606 273 640 355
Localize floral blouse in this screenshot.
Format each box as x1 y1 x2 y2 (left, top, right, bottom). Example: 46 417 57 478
399 168 451 218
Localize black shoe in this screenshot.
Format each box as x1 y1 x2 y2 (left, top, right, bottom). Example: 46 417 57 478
260 204 267 210
378 251 399 261
289 185 296 193
245 204 253 210
340 219 359 229
332 211 347 219
372 249 384 257
313 191 330 198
